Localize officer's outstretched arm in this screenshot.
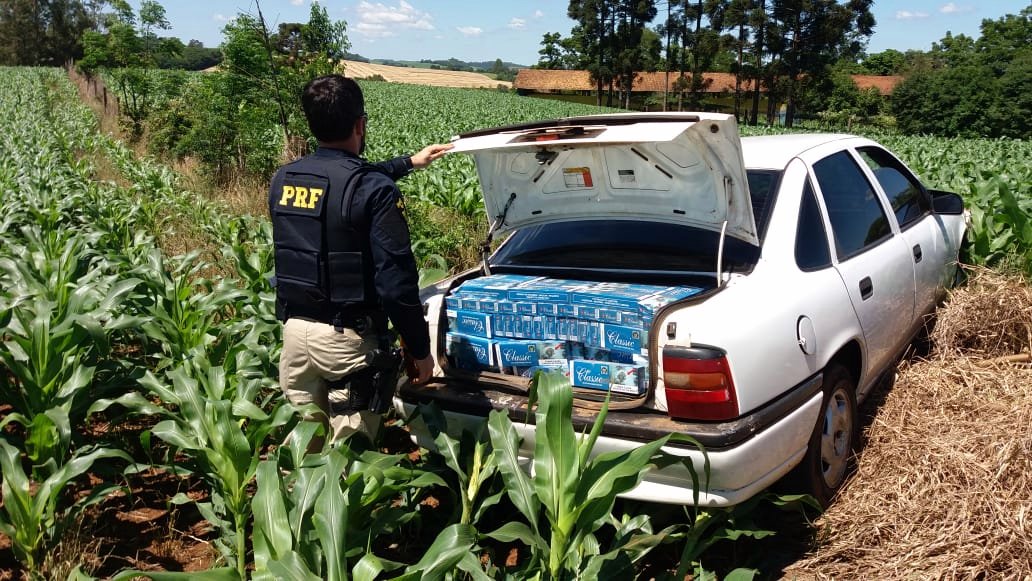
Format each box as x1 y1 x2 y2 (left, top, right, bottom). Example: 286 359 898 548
409 143 453 169
365 177 432 362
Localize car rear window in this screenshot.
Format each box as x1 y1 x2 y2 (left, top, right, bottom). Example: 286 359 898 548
490 170 777 273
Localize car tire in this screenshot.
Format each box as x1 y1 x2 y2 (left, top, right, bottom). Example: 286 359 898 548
788 363 858 508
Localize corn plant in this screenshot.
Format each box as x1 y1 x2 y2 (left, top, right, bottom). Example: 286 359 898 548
90 357 293 578
251 423 454 580
484 371 707 579
0 439 130 575
416 402 504 528
128 249 248 367
0 276 140 471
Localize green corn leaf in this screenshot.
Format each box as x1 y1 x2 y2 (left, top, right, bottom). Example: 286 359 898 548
724 568 760 581
254 461 293 564
151 419 197 450
313 451 349 581
531 371 578 525
487 410 539 531
573 440 671 532
353 552 405 581
456 551 494 581
107 567 241 580
484 521 547 553
401 523 478 581
87 392 170 419
433 430 468 488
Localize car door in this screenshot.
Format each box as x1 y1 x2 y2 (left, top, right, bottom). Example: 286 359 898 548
855 146 950 318
810 149 916 378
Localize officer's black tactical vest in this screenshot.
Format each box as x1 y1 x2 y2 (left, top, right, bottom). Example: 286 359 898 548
270 154 382 321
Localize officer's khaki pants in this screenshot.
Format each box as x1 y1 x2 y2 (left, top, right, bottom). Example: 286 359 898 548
279 318 380 445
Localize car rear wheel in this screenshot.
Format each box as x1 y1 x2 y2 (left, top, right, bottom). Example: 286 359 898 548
788 363 858 507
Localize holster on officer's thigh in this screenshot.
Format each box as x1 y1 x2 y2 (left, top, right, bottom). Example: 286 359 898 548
328 344 402 416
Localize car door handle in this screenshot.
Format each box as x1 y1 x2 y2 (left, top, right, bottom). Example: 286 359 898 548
859 276 874 300
913 244 923 263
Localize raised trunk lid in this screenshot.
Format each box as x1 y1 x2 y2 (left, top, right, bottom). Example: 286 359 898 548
450 113 758 247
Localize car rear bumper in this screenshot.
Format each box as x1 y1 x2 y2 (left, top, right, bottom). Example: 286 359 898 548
394 373 823 506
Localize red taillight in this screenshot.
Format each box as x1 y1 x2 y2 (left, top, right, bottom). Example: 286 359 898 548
663 346 739 421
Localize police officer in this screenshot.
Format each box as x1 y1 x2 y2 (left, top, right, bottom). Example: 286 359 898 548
269 74 452 447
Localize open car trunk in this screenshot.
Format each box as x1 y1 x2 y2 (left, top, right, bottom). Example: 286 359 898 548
433 113 758 411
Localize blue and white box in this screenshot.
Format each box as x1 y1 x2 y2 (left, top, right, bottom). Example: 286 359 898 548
558 303 577 317
638 286 704 318
536 302 558 316
478 300 501 314
601 324 645 354
459 296 481 311
516 301 537 315
576 305 600 320
446 333 496 372
598 308 622 324
445 295 462 310
620 311 644 328
508 277 587 304
570 360 612 391
454 274 537 302
448 310 493 338
495 340 567 369
609 362 646 395
497 301 518 314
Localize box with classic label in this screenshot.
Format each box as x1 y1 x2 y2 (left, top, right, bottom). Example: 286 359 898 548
445 333 497 372
447 309 493 338
570 360 611 391
601 324 647 354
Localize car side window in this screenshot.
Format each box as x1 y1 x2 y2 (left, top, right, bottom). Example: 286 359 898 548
795 179 832 270
813 151 892 260
857 147 931 229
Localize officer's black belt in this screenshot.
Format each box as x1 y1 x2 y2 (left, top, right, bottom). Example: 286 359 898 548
287 307 378 332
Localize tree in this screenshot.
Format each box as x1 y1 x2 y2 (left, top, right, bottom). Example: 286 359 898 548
568 0 606 106
78 0 176 136
612 0 658 109
537 32 565 69
891 5 1032 139
0 0 102 65
861 49 905 75
760 0 874 127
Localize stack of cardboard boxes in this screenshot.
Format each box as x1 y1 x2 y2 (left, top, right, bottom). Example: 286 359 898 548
444 275 702 396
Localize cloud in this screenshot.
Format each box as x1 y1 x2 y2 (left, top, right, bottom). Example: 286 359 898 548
533 10 544 18
508 17 526 30
213 13 229 22
940 2 973 14
354 1 435 38
895 10 929 20
291 0 304 5
456 26 482 37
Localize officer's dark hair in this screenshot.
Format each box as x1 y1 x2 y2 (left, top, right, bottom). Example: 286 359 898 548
301 75 365 143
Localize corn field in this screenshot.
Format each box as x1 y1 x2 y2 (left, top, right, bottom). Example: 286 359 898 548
1 66 1030 579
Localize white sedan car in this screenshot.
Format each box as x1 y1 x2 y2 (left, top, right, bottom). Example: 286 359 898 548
397 113 967 507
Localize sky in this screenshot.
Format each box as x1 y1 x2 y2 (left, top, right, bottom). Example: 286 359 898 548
135 0 1030 66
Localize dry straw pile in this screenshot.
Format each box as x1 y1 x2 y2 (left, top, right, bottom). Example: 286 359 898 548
788 267 1032 579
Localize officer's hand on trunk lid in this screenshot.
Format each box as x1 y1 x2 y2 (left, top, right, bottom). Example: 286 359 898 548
410 143 454 169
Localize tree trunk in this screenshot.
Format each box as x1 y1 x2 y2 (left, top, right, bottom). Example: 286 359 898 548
749 0 765 125
664 2 671 111
734 20 744 121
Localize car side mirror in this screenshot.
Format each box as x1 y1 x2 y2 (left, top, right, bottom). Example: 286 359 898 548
930 190 964 215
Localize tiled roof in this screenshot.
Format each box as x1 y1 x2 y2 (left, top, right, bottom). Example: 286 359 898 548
850 75 903 95
515 69 901 95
